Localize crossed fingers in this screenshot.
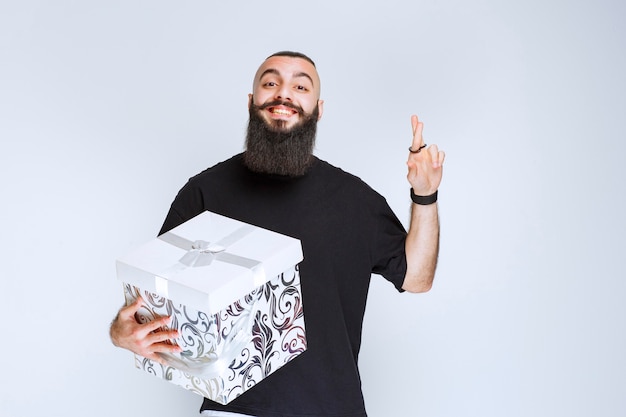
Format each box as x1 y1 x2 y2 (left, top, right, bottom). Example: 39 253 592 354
406 115 445 194
409 115 445 167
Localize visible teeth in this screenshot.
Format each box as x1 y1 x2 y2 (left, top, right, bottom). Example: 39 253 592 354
271 108 292 115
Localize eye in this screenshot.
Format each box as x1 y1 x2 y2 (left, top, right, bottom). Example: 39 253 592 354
264 81 277 87
295 85 309 92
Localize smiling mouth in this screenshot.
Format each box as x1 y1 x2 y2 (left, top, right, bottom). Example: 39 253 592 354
268 106 297 116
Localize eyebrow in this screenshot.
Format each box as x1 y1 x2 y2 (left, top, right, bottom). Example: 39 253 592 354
259 68 315 86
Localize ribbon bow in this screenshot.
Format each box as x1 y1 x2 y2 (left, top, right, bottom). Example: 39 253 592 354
179 240 226 267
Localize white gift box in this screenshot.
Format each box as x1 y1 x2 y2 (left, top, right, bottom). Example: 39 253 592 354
116 211 306 404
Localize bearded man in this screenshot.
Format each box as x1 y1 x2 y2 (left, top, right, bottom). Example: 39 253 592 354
110 51 445 417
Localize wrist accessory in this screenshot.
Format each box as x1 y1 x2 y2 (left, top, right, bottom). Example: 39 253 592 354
410 188 438 205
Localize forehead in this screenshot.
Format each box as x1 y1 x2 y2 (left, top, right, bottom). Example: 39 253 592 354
253 56 321 89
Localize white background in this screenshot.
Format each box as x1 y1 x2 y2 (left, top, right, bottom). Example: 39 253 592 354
1 1 625 416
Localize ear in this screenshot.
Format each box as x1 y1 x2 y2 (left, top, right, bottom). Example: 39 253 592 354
248 94 253 109
317 99 324 121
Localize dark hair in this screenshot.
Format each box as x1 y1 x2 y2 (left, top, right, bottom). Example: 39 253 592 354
266 51 316 67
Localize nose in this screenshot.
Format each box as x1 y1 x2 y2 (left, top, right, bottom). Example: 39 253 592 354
275 85 292 102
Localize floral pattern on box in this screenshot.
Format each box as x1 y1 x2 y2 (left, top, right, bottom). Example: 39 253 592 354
123 265 306 405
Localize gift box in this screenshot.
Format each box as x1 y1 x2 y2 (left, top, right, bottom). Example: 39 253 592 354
116 211 307 404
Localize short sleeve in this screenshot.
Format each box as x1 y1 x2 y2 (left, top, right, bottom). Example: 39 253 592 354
370 197 408 292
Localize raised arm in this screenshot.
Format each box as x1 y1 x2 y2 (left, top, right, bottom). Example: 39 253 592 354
403 115 445 293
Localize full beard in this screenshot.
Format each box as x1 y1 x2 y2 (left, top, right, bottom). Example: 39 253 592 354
243 100 319 177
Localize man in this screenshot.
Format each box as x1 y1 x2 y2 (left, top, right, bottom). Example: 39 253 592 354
110 51 445 417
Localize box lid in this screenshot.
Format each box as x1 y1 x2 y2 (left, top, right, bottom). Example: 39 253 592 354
116 211 303 314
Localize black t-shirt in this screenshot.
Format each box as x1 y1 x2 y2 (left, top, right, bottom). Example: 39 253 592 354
160 154 407 417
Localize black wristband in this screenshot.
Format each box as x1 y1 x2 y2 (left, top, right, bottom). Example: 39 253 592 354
410 188 438 205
